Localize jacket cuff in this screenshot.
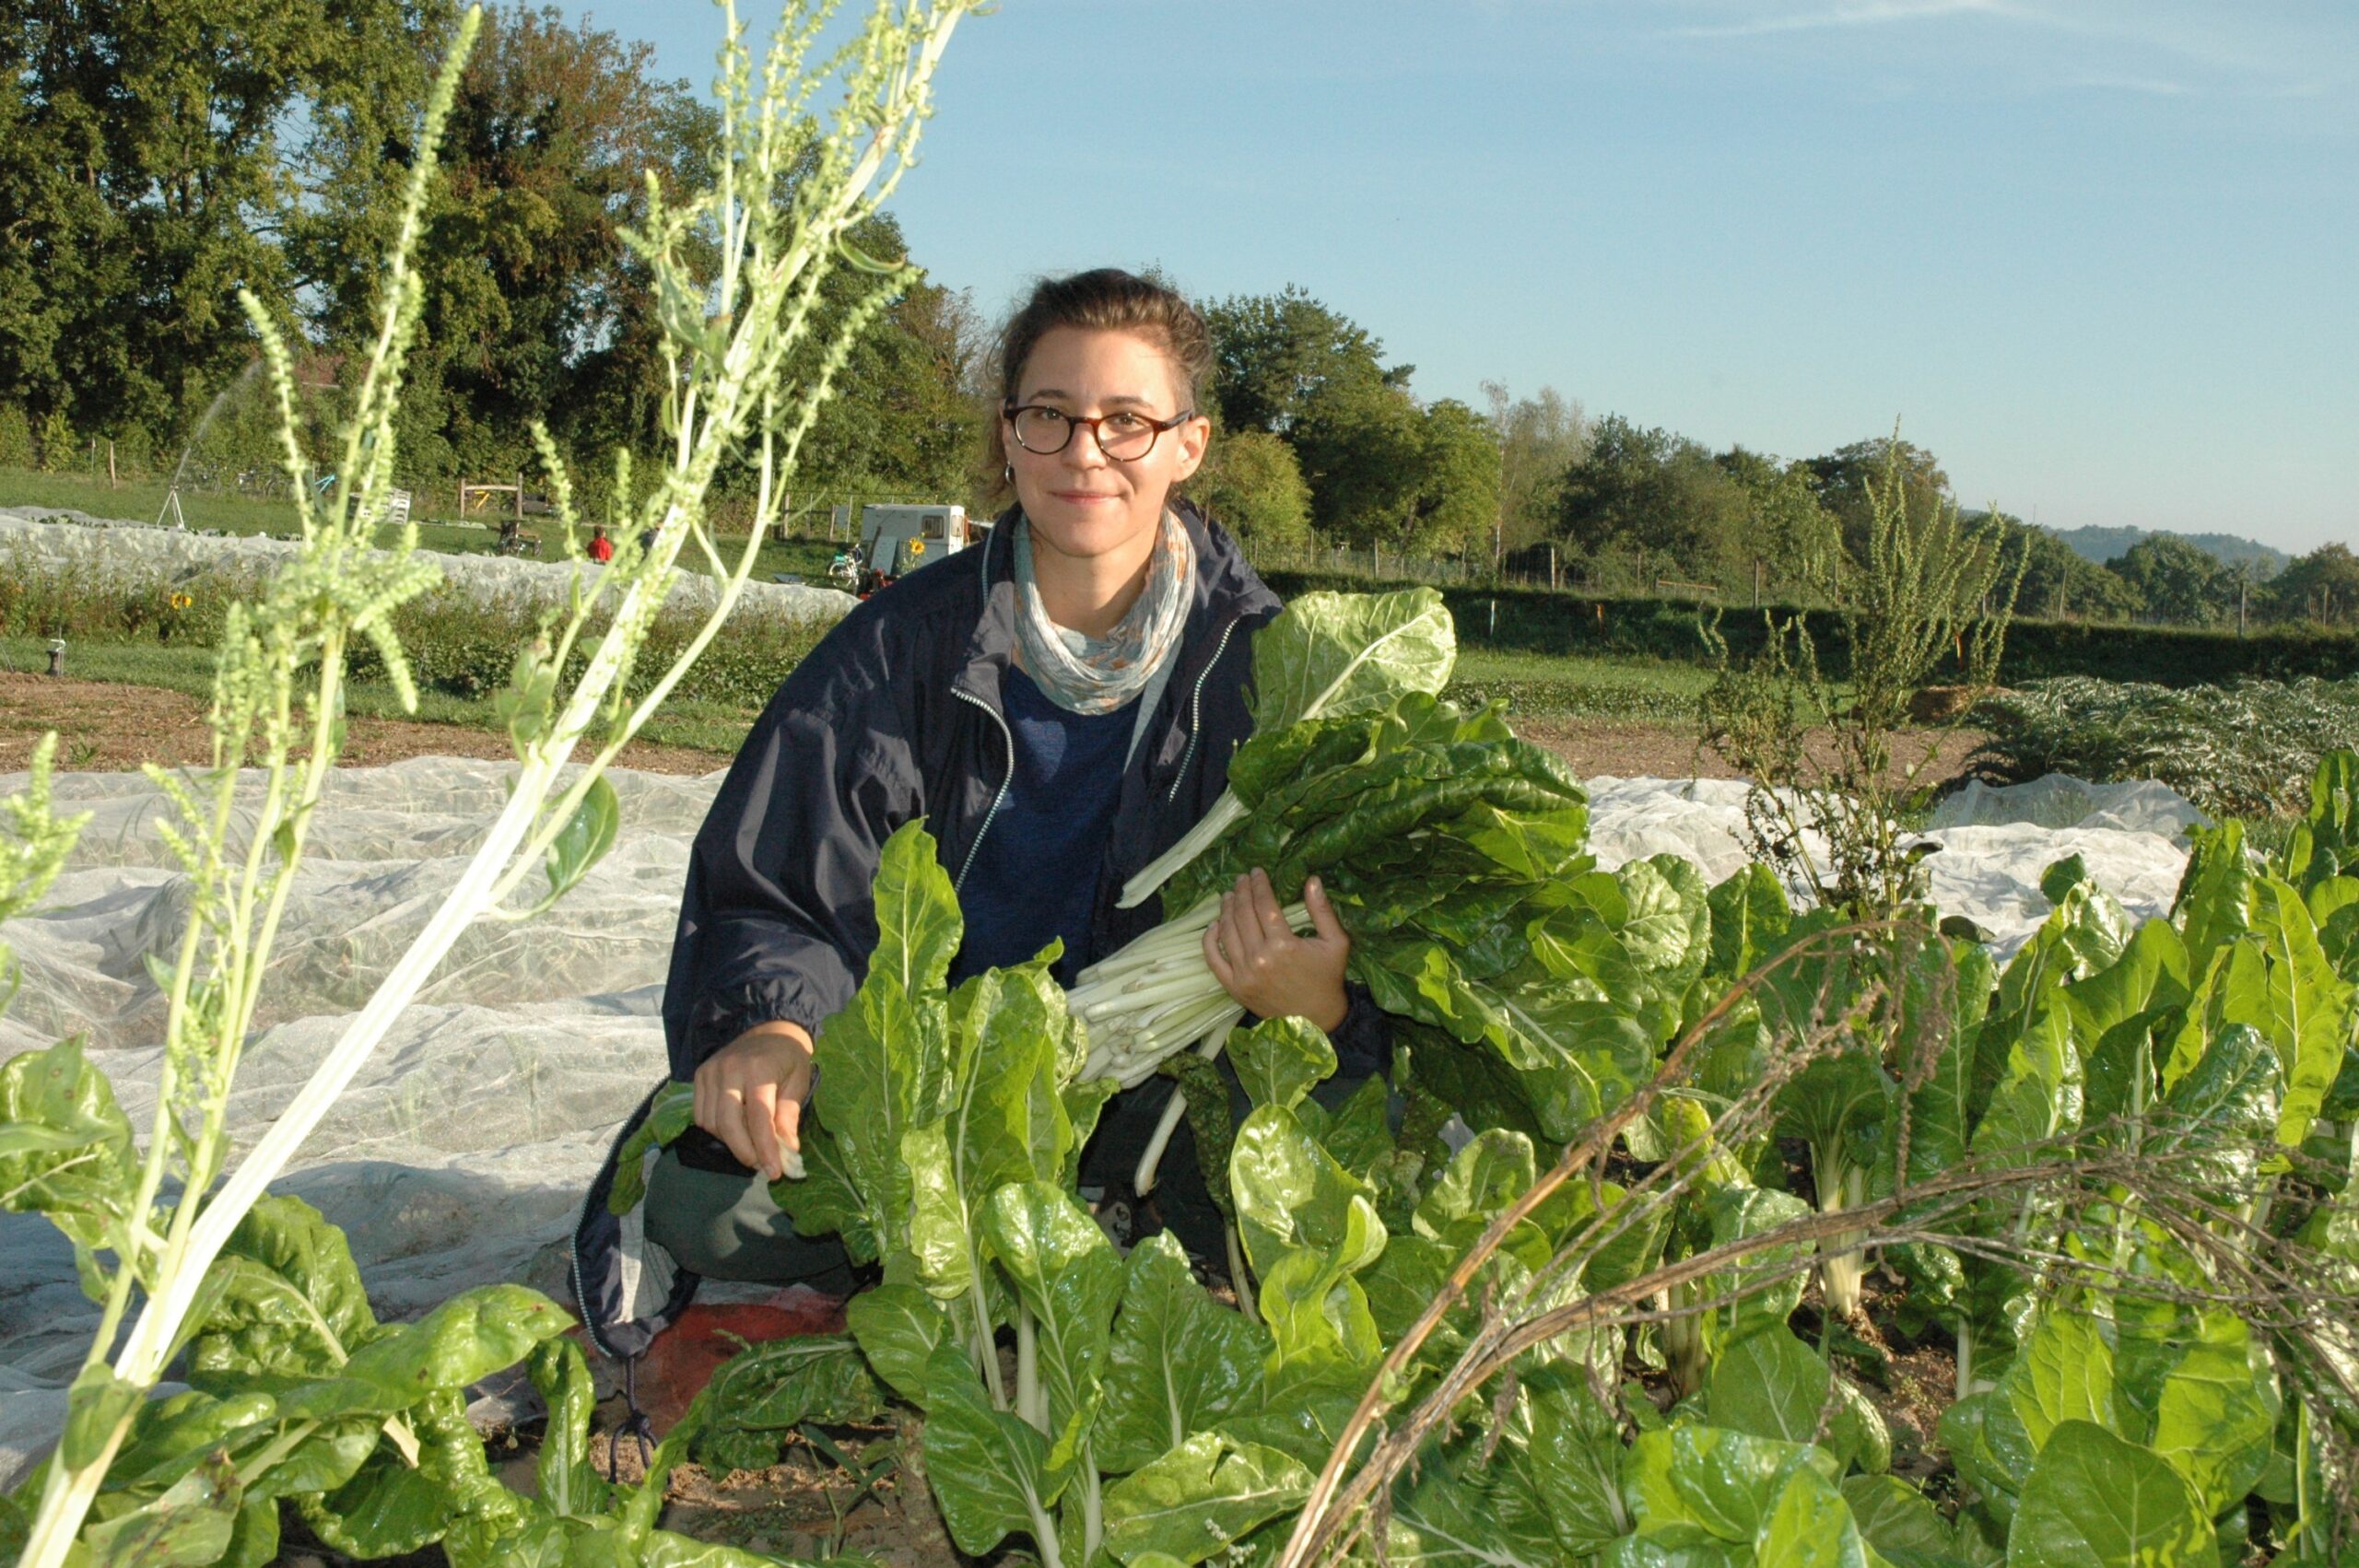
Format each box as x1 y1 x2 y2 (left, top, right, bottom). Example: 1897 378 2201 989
1327 981 1391 1082
687 980 838 1067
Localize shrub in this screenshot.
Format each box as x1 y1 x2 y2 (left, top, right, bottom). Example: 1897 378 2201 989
34 407 76 473
0 404 34 469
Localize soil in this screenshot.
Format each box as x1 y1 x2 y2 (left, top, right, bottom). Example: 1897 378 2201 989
6 670 1988 793
0 672 723 777
1512 717 1989 791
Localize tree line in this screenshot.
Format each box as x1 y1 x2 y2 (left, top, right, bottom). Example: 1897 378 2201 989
3 0 2347 628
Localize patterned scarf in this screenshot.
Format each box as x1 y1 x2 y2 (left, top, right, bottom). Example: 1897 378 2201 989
1013 507 1194 716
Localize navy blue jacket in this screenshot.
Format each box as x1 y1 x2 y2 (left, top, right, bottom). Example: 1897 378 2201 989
660 498 1389 1081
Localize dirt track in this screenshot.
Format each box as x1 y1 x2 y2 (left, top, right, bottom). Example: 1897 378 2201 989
3 671 1989 792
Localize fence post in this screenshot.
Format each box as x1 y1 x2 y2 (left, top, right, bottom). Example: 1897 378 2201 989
1753 556 1762 609
2238 580 2248 638
1548 545 1558 591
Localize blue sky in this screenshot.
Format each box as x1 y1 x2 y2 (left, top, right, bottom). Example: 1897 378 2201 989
561 1 2355 553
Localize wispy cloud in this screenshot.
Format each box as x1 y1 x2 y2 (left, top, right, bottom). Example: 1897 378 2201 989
2062 73 2190 97
1669 0 2041 41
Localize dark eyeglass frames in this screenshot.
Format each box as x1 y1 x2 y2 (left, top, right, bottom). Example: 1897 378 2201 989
1003 404 1195 461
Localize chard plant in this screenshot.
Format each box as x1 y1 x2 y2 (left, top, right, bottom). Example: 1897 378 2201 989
0 1 975 1560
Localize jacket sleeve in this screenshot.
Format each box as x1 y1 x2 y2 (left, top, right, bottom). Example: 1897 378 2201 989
662 639 923 1076
1327 981 1391 1082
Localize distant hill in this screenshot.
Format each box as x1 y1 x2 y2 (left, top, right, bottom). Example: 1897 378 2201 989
2048 524 2287 576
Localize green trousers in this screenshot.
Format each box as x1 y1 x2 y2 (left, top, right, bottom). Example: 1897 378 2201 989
642 1146 854 1293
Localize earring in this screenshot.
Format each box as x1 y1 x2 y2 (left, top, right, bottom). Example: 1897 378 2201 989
1003 462 1014 485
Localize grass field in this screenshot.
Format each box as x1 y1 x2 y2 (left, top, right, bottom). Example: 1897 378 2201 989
0 465 848 584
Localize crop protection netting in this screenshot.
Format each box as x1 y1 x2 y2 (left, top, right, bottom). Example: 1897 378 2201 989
0 508 857 624
0 755 2205 1484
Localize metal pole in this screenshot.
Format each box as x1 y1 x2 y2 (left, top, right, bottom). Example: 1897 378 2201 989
1753 556 1762 609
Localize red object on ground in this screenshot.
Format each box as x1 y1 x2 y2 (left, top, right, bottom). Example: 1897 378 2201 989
633 1285 848 1433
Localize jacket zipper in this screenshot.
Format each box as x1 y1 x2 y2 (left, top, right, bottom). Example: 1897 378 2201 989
952 686 1015 892
1167 617 1240 804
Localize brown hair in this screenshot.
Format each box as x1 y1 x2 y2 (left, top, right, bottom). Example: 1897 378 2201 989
987 268 1213 489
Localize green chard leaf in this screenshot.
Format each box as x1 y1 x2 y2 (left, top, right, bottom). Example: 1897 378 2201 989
184 1195 381 1382
919 1340 1072 1559
0 1034 140 1256
1229 1014 1337 1112
780 820 963 1265
1100 1431 1311 1566
981 1182 1123 1447
1098 1234 1269 1474
2003 1422 2211 1567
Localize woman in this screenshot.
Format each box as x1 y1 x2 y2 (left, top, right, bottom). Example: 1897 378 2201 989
575 270 1387 1352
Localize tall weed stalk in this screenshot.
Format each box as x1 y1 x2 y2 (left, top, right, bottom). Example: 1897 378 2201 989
1699 428 2025 918
5 3 973 1560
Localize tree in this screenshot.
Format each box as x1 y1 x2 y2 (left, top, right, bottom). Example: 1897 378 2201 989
1203 286 1404 438
1189 427 1312 553
1716 446 1839 595
1803 432 1950 568
2004 521 2143 622
788 216 988 504
1289 374 1427 546
1481 381 1589 568
2108 534 2229 626
1408 398 1501 559
2265 543 2359 626
0 0 442 442
1555 415 1749 587
375 4 722 478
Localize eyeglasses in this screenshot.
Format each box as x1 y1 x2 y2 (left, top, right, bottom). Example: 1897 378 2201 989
1003 404 1195 462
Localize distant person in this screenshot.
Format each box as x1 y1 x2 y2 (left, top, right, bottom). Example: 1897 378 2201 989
589 524 615 564
638 527 659 556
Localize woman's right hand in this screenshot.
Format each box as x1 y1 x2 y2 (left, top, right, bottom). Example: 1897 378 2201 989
692 1021 814 1182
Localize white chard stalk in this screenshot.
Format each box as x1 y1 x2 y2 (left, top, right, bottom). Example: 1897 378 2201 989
1815 1156 1870 1320
14 4 972 1562
1071 896 1312 1088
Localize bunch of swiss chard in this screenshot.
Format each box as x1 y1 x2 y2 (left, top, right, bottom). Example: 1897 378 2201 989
1076 589 1715 1185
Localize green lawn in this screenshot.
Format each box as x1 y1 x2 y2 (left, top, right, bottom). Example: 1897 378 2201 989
1448 647 1711 723
0 465 846 585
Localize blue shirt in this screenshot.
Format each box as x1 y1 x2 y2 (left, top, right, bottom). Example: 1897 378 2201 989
951 665 1138 987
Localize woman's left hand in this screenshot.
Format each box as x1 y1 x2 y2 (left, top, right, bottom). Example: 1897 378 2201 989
1203 869 1351 1033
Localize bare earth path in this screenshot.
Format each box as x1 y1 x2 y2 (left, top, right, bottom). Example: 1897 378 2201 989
0 671 725 776
5 672 1988 790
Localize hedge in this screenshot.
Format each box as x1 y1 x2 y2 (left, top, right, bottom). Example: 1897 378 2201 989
1259 572 2359 686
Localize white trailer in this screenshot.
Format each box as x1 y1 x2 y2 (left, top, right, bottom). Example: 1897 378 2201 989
856 503 980 583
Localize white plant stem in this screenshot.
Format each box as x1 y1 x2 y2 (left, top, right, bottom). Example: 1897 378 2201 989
1133 1024 1234 1196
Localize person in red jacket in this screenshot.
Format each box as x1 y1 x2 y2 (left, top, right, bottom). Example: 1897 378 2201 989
589 524 616 563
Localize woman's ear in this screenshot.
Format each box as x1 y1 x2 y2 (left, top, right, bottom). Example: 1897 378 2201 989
1171 413 1212 483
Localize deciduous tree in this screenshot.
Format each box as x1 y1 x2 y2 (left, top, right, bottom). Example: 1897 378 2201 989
1481 380 1589 567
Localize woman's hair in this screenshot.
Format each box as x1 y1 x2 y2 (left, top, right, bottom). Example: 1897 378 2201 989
987 268 1212 486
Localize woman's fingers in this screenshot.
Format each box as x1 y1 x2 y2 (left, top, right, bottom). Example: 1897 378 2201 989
745 1080 785 1181
1305 875 1347 946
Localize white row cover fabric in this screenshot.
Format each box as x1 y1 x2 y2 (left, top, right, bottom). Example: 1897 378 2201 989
0 508 853 624
0 759 2202 1484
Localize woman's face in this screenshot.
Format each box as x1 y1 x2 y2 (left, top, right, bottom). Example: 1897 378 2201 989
1002 326 1209 572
